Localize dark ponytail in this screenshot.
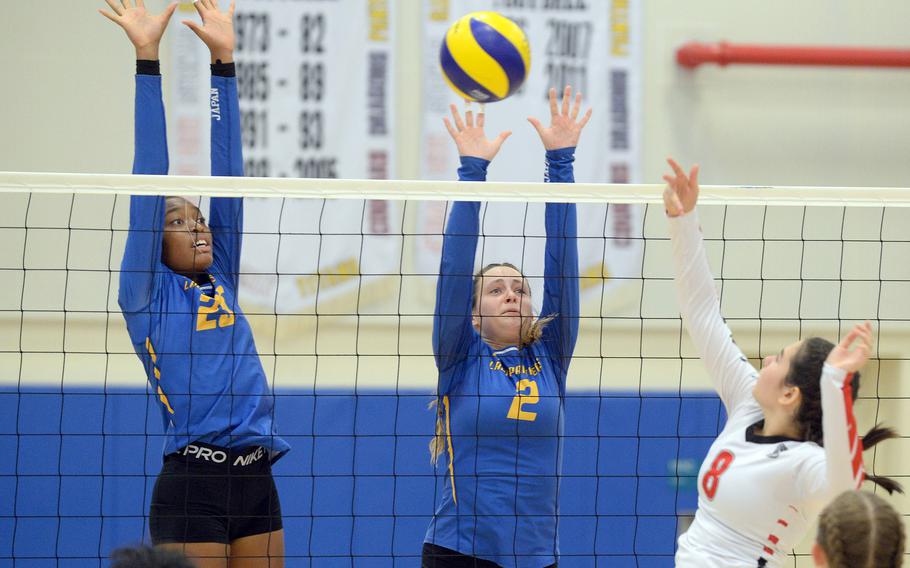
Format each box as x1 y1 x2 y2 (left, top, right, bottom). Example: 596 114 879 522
861 424 903 495
786 337 903 494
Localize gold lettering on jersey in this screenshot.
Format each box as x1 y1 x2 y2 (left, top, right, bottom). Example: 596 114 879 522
196 285 236 331
489 358 544 378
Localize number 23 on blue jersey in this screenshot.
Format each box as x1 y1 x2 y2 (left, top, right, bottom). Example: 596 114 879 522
196 285 236 331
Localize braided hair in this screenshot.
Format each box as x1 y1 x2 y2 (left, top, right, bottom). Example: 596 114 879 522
785 337 903 494
816 490 905 568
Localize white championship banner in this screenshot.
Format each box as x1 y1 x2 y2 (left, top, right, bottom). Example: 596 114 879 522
417 0 643 309
168 0 398 311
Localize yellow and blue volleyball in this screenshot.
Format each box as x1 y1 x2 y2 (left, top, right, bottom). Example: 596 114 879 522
439 12 531 103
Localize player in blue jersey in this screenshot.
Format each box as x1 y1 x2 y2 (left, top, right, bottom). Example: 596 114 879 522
100 1 288 566
422 87 592 568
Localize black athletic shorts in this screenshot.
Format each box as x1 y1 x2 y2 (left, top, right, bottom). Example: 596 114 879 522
422 543 557 568
150 442 282 545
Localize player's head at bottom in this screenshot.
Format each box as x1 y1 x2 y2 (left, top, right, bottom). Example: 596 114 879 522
111 545 195 568
162 196 214 277
812 490 905 568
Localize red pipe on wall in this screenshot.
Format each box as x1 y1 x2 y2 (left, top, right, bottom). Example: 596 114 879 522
677 41 910 69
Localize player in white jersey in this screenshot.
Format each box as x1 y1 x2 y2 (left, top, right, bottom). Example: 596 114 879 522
662 158 902 568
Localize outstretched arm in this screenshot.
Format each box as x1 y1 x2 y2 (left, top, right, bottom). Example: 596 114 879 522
101 0 176 312
434 105 509 394
821 323 870 494
434 200 481 393
185 0 244 285
532 87 588 384
664 158 758 414
800 323 871 506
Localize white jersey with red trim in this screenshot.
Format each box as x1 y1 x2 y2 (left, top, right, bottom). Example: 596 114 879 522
669 212 864 568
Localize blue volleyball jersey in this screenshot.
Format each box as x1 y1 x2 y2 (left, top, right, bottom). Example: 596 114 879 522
118 74 289 459
425 150 579 568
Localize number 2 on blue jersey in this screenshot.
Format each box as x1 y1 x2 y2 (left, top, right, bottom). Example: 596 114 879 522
507 379 539 421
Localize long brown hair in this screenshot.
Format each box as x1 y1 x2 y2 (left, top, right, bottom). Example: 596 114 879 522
785 337 902 494
429 262 554 463
816 490 905 568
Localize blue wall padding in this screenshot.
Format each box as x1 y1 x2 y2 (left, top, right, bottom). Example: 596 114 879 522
0 388 724 567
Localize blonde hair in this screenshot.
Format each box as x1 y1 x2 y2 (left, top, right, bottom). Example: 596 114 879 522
429 399 446 464
429 262 554 463
816 491 905 568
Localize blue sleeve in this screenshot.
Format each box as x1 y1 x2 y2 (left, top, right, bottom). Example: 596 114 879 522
433 157 488 394
118 74 168 314
540 148 579 388
544 146 575 183
209 74 244 289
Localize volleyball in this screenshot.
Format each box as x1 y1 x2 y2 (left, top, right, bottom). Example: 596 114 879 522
439 11 531 103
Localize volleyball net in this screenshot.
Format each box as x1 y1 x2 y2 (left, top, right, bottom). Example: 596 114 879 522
1 172 908 566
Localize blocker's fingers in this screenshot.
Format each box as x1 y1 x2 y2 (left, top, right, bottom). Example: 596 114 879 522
192 0 206 17
548 87 558 117
104 0 124 16
121 0 134 10
449 104 465 131
228 0 236 16
561 85 571 116
443 117 458 138
570 92 582 120
182 19 205 38
464 109 474 128
578 107 592 129
99 9 120 23
136 0 145 7
477 111 485 128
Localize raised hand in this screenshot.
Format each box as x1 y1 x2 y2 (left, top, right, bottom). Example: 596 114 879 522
182 0 236 63
99 0 178 60
527 86 592 151
826 321 874 374
443 104 512 161
662 157 700 217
